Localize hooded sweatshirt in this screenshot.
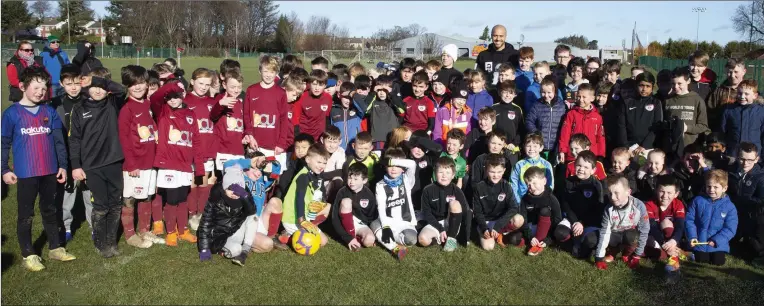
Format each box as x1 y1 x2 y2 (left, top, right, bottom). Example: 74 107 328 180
68 92 126 170
664 91 709 146
365 92 404 144
475 43 519 86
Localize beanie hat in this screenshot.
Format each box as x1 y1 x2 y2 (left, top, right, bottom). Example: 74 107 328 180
452 81 469 100
223 164 248 198
47 35 60 42
442 44 458 61
432 70 451 86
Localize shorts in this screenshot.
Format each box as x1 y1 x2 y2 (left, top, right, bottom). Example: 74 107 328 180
559 218 600 242
215 153 245 171
204 160 215 172
156 169 193 189
122 169 157 199
257 148 288 171
353 216 381 233
376 221 418 245
283 222 324 236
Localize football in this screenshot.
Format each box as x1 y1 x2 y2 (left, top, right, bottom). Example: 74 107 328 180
291 229 321 256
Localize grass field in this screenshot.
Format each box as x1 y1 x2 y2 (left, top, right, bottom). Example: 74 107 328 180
1 57 763 305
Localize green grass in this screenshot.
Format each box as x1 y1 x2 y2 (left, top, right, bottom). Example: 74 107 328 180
2 57 763 305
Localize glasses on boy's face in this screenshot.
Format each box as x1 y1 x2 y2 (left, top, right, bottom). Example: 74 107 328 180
739 157 758 164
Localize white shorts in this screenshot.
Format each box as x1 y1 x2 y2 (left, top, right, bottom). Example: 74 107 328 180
283 222 324 236
257 148 287 171
353 216 381 233
559 218 600 241
156 169 193 189
215 153 245 171
122 169 157 199
204 160 215 173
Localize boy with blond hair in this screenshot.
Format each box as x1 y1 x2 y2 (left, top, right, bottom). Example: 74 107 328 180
686 169 738 266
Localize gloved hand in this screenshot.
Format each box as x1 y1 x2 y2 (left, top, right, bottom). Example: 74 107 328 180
308 201 328 213
627 255 641 269
200 249 211 262
381 227 394 244
595 261 608 270
300 220 319 235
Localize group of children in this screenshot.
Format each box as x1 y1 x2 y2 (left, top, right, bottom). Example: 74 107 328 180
2 42 763 274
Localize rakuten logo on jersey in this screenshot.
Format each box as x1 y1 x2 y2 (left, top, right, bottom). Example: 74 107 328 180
20 126 50 136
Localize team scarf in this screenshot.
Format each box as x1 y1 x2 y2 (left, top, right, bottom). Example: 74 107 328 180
383 175 403 188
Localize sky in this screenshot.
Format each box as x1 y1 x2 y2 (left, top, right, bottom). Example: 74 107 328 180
82 0 745 47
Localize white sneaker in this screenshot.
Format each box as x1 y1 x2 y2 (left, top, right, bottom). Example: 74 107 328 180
189 214 201 231
126 234 153 248
140 232 166 245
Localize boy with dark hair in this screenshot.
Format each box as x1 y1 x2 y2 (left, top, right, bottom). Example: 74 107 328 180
493 80 524 157
473 154 523 250
118 65 159 249
419 157 468 252
298 69 333 141
330 82 365 150
644 175 686 272
469 130 513 188
562 134 607 180
672 143 711 204
515 46 535 97
555 151 606 258
311 56 329 72
440 129 468 188
563 57 588 110
558 83 605 162
49 64 94 241
367 75 405 151
397 58 417 98
407 130 443 211
618 71 663 156
704 132 735 170
521 166 563 256
281 144 331 247
69 75 127 257
375 147 418 260
594 175 650 270
664 67 709 146
402 71 436 134
2 67 75 271
721 79 764 157
511 133 554 203
595 81 613 114
688 50 713 101
332 163 380 251
708 58 747 130
603 59 623 104
686 169 738 266
727 142 764 264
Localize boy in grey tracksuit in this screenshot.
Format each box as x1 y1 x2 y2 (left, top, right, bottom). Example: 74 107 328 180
594 175 650 270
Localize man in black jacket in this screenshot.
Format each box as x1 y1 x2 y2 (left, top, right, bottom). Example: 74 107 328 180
475 25 519 87
73 40 103 76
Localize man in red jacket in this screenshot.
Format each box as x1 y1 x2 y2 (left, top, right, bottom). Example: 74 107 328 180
558 83 605 162
243 55 292 169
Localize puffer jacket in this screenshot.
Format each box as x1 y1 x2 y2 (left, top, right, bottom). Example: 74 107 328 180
466 90 493 123
558 106 605 160
330 98 365 150
197 183 256 253
526 96 567 152
686 194 738 253
433 102 472 146
721 102 764 157
728 164 764 219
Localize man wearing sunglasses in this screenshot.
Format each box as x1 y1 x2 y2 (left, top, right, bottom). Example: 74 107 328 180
41 35 72 97
5 41 45 103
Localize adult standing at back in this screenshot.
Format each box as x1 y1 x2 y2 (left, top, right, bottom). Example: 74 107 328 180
40 35 71 97
73 40 103 76
475 25 519 87
5 41 45 102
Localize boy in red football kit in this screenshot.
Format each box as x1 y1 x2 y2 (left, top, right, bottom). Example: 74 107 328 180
185 68 218 230
210 70 246 171
244 55 292 169
298 69 333 141
402 71 436 135
150 80 204 246
118 65 160 248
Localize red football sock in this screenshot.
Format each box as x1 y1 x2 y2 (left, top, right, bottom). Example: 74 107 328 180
151 194 164 223
177 202 189 232
164 205 177 234
535 215 552 242
340 212 356 237
187 188 199 215
268 212 282 237
311 215 327 225
121 207 136 239
137 200 151 233
198 185 212 212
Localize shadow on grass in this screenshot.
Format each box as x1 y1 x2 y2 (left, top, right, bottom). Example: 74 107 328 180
2 234 15 273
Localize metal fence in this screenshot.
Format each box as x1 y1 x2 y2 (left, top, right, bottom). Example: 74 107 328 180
1 43 276 62
638 55 764 92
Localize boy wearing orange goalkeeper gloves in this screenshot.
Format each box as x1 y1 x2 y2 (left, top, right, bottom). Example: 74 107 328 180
281 144 331 248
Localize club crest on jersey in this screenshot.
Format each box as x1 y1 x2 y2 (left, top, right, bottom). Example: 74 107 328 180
645 104 654 111
508 111 516 120
186 116 193 124
360 199 369 208
460 90 468 97
134 186 144 194
498 193 506 201
320 105 328 111
433 74 439 81
446 195 456 203
165 174 174 182
584 190 593 198
418 105 426 111
746 180 753 186
207 105 213 112
418 160 428 168
43 117 49 123
287 111 293 119
349 110 356 117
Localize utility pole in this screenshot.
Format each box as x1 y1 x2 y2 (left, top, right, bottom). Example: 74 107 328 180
100 17 104 58
751 0 755 51
692 7 707 50
67 0 71 45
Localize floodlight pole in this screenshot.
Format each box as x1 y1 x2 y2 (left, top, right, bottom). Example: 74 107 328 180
692 7 706 50
67 0 71 45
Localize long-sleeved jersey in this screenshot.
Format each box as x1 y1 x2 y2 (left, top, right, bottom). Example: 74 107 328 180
375 159 418 228
472 179 519 233
243 83 292 150
420 182 468 232
402 95 436 133
559 175 605 227
595 197 650 258
209 94 245 155
520 186 562 243
282 167 326 224
118 97 156 171
492 102 524 148
185 92 218 161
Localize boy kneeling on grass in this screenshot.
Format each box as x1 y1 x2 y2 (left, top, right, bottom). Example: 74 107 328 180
375 148 418 260
418 157 468 252
331 163 380 251
473 154 523 251
594 174 650 270
520 166 562 256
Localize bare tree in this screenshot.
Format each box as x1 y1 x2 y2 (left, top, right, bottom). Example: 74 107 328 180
417 33 442 56
116 1 160 46
304 15 331 50
161 4 184 48
30 0 52 20
287 12 305 51
242 0 279 51
329 24 350 49
732 0 764 44
371 24 427 50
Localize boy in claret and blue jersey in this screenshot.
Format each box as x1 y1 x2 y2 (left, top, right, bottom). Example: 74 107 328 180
2 67 76 272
